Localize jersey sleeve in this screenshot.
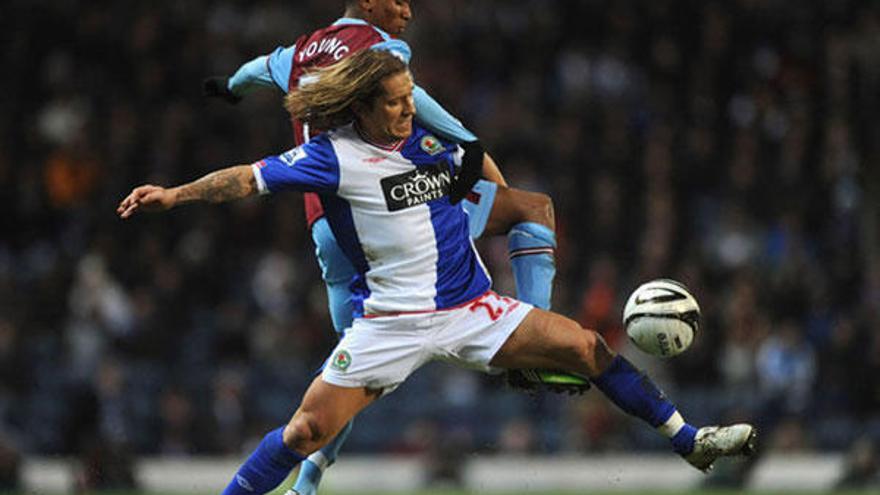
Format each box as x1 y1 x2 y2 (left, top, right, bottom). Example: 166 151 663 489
227 54 277 96
369 39 412 64
251 136 339 194
266 45 298 92
412 85 478 143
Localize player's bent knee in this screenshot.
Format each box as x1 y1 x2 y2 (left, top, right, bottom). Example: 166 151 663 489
578 329 615 376
533 192 555 226
554 328 612 377
517 191 554 228
283 412 329 455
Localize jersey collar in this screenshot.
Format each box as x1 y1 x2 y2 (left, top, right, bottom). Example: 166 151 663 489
333 17 393 41
353 122 406 152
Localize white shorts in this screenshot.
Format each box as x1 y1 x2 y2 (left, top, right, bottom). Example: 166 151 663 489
322 291 533 394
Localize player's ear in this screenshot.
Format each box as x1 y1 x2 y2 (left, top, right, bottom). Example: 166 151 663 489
357 0 374 14
351 100 369 121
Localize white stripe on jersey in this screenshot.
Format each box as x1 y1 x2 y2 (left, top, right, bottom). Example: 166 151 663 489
252 122 491 315
330 129 442 314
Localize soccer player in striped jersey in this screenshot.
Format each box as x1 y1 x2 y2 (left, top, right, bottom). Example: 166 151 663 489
204 2 582 492
120 49 756 495
207 0 566 369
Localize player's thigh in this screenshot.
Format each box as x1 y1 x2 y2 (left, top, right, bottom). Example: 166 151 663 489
483 186 554 237
489 308 612 377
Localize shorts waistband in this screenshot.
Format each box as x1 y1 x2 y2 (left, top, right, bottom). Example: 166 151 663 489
361 290 496 319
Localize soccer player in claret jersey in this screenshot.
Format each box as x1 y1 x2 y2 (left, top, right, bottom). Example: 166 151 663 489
119 50 757 495
205 0 571 378
204 1 583 492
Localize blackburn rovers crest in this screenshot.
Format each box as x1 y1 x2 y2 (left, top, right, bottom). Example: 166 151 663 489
331 350 352 372
420 135 444 155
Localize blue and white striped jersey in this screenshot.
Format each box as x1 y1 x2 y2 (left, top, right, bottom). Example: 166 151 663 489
252 123 491 317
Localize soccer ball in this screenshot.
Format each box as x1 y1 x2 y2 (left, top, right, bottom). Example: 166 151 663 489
623 279 701 358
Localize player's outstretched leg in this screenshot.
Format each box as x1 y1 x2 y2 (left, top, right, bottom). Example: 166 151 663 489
491 308 757 471
288 421 354 495
477 184 590 393
591 355 757 471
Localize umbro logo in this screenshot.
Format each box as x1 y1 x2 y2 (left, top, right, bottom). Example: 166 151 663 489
236 475 254 491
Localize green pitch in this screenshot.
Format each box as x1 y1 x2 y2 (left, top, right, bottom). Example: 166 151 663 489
34 491 877 495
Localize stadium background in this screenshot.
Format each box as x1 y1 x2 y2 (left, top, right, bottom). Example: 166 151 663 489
2 0 879 492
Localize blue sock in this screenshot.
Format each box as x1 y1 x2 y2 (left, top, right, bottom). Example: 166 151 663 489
221 427 305 495
591 356 676 428
591 357 698 455
291 421 353 495
508 222 556 310
671 424 698 455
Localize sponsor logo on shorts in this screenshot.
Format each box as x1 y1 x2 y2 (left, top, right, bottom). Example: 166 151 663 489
420 135 444 155
380 162 452 211
331 350 352 372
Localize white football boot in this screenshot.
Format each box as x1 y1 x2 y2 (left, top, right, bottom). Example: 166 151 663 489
684 424 757 472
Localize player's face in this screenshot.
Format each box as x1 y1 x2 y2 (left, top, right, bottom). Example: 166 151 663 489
357 70 415 143
364 0 412 35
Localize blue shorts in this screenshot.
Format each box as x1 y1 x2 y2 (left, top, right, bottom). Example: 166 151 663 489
312 217 356 335
462 179 498 239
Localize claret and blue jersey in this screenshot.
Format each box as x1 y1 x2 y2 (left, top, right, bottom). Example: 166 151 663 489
228 17 477 145
228 17 478 228
252 122 492 317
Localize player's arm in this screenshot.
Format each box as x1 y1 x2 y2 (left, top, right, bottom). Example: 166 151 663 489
412 85 507 187
480 153 506 187
204 46 297 103
117 165 257 218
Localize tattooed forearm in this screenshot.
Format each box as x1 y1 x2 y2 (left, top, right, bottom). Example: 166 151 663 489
173 165 257 205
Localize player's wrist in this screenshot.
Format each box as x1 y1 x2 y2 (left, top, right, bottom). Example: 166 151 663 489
167 187 184 208
203 76 242 104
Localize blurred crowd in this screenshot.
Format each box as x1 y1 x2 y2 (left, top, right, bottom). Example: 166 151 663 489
2 0 879 490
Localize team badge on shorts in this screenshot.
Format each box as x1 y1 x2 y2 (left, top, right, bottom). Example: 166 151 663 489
420 135 444 155
331 350 352 372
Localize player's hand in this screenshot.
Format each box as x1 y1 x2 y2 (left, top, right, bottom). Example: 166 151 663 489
117 185 177 219
449 140 484 204
203 76 242 104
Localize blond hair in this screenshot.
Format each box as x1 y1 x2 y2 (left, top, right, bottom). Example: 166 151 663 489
285 50 408 130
